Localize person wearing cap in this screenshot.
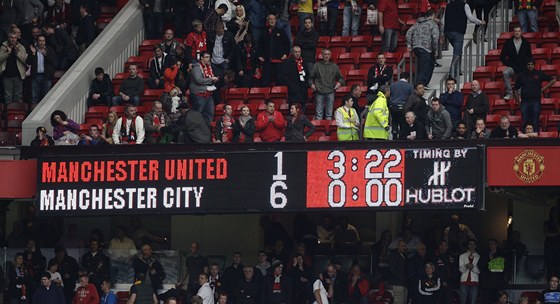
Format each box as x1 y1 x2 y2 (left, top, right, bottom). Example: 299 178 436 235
30 126 55 146
261 260 292 304
162 102 211 143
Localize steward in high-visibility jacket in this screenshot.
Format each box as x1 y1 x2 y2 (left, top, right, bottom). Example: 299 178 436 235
335 95 360 141
363 88 390 140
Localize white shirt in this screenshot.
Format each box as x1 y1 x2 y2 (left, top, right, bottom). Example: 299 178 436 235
112 116 145 144
198 282 214 304
312 279 328 304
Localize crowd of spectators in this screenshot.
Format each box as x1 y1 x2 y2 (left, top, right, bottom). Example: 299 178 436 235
0 0 115 106
4 210 559 304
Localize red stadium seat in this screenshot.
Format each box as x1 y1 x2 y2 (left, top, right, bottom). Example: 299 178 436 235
539 131 559 137
330 36 351 48
484 82 505 96
337 52 358 66
7 119 23 133
485 49 503 67
538 64 560 78
248 87 270 101
491 99 513 115
358 52 378 66
270 86 288 99
548 81 560 98
473 66 497 82
226 88 249 100
551 47 560 65
508 115 522 127
318 36 330 48
531 48 552 64
541 32 560 48
383 51 403 66
346 69 368 83
485 114 502 128
541 98 557 115
398 2 418 19
546 114 560 131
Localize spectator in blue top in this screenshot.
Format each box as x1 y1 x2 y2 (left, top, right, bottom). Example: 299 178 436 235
439 77 464 128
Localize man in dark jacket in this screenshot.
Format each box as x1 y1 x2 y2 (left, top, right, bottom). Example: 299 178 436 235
293 17 319 76
258 14 290 86
163 102 211 143
426 98 453 140
233 266 260 304
439 77 463 127
33 272 66 304
43 23 78 69
88 67 113 106
81 239 111 294
366 53 393 99
75 4 96 53
464 80 489 132
26 35 57 104
389 240 408 304
404 83 430 126
207 21 235 77
112 64 144 106
285 45 308 109
500 26 532 100
148 45 172 89
399 111 427 140
261 261 292 304
51 247 79 304
513 59 557 131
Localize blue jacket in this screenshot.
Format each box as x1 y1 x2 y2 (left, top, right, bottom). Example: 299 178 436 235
439 91 463 120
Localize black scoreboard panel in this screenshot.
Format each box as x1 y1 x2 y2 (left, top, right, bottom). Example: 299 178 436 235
36 147 484 215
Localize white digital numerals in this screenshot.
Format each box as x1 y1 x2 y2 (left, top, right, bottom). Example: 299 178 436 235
325 150 404 208
365 150 403 207
270 152 288 208
327 151 346 207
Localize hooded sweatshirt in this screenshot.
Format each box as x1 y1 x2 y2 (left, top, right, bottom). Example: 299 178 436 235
426 105 452 140
406 16 439 53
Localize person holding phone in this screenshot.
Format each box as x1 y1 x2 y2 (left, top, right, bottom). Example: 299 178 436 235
0 31 28 103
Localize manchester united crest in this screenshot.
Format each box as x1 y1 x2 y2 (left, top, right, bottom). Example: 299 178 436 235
513 149 545 183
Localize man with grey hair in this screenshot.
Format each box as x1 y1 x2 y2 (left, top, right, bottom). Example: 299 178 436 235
285 45 309 110
399 111 426 140
309 48 345 120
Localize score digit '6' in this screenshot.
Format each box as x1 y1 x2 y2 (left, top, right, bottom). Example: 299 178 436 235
270 152 288 208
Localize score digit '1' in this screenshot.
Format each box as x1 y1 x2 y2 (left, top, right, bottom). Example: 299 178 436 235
270 152 288 208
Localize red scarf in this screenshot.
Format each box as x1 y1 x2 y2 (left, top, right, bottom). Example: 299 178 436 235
120 115 137 144
152 114 164 138
220 116 235 142
200 61 214 78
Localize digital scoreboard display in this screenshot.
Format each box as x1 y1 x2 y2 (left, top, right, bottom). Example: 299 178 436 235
36 147 484 215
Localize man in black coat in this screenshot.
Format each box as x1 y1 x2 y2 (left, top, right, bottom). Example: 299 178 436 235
33 272 66 304
399 111 427 140
261 261 292 304
207 22 235 77
366 53 393 98
88 67 114 106
500 26 532 100
148 45 173 89
81 239 111 294
163 103 211 143
285 45 309 110
51 247 79 304
26 35 57 104
258 14 290 86
75 4 96 53
293 16 319 76
43 23 78 69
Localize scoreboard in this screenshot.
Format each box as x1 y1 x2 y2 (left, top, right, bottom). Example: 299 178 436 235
36 146 484 215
